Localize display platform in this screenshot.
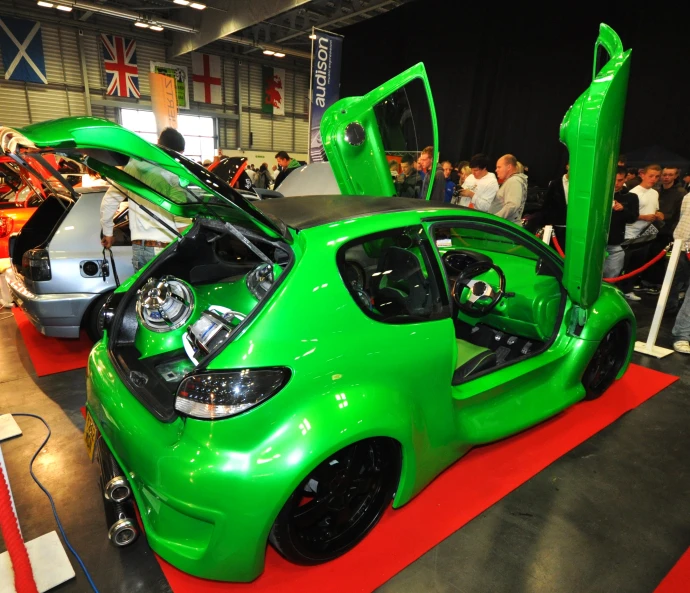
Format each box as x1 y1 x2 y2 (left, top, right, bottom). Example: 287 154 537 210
12 307 92 376
654 547 690 593
155 363 677 593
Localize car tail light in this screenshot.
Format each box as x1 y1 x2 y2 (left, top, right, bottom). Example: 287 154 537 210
175 368 290 420
0 216 13 238
22 248 51 281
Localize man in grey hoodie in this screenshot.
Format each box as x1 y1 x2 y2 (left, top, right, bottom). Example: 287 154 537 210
493 154 529 223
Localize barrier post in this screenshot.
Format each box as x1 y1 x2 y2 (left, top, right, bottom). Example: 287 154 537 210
542 225 553 246
634 239 682 358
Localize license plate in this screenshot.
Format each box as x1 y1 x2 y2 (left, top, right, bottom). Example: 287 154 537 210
84 409 99 462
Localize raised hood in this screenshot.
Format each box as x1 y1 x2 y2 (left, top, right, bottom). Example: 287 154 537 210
320 63 439 200
560 24 631 309
0 118 288 242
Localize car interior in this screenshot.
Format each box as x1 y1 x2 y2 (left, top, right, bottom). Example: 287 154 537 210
339 222 566 385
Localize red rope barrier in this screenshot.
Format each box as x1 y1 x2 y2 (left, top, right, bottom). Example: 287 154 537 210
0 460 39 593
549 230 668 284
603 249 668 283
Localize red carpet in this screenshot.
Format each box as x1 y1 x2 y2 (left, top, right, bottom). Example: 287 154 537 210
12 307 93 376
156 363 677 593
655 547 690 593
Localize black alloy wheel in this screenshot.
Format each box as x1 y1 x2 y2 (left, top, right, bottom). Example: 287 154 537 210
85 291 112 342
269 439 400 565
582 321 632 400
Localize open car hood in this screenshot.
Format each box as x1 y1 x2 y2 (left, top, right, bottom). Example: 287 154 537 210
320 62 439 200
560 24 631 309
0 119 289 242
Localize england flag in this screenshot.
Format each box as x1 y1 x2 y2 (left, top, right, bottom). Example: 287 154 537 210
192 52 222 105
101 34 140 98
0 16 47 84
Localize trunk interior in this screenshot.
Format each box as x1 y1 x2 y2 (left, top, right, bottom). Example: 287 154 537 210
107 218 291 422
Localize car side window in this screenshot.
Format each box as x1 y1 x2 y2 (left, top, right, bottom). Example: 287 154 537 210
337 225 447 323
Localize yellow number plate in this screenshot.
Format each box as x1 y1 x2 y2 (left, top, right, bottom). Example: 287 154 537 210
83 409 99 462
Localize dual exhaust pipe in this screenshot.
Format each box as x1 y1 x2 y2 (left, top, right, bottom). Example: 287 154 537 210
97 438 138 547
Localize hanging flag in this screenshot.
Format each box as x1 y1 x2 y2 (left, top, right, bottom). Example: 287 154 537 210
191 52 222 105
0 16 47 84
150 62 189 109
262 67 285 116
101 34 140 98
309 30 343 163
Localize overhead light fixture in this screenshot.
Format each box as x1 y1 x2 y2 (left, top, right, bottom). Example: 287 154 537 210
150 24 164 31
274 52 285 58
37 1 54 7
134 21 150 28
189 2 206 8
56 4 72 10
308 34 317 40
262 50 275 56
173 0 190 4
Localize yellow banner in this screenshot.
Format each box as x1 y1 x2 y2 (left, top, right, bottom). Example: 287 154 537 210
149 72 178 134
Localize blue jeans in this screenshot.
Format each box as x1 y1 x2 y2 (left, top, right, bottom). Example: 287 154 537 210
604 245 625 279
132 244 164 272
672 290 690 342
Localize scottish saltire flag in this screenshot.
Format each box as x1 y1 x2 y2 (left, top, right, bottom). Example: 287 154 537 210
101 34 140 98
0 16 47 84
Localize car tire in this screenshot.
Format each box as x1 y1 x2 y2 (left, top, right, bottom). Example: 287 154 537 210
582 320 632 400
85 291 112 342
269 438 400 565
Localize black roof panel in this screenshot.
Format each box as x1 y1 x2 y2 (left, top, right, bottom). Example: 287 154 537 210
254 195 463 230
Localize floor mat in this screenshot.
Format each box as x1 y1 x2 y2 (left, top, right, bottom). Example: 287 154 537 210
12 307 93 376
155 363 677 593
655 547 690 593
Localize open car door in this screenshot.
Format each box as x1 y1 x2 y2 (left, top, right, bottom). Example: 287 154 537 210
320 63 439 200
560 24 631 317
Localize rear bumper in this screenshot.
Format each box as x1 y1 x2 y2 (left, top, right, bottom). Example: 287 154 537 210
5 267 95 338
85 340 282 582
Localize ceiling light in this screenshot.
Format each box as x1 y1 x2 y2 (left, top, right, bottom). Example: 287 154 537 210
134 21 150 28
308 34 317 40
274 52 285 58
263 50 275 56
150 25 164 31
173 0 190 4
189 2 206 8
37 1 54 7
56 4 72 10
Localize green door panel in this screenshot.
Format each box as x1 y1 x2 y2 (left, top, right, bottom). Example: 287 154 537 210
320 63 439 200
560 24 631 308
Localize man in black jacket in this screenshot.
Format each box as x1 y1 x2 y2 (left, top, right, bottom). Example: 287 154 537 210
604 167 639 279
417 146 445 202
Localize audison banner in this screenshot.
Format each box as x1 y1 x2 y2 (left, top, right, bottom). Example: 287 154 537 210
308 28 343 163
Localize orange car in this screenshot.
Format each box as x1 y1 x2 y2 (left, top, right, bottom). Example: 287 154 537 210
0 155 54 258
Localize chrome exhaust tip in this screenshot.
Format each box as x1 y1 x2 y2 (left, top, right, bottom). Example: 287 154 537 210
108 517 138 547
104 476 131 503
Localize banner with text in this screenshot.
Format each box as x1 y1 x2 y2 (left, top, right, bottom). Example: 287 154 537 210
150 61 189 109
150 72 178 135
309 29 342 163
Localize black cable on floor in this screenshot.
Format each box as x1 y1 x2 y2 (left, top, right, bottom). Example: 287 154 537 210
11 413 101 593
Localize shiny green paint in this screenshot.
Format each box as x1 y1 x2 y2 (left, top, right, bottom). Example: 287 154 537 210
86 203 634 582
320 63 439 200
560 24 631 309
78 24 638 583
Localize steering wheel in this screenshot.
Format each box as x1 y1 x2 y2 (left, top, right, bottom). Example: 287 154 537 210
451 261 506 317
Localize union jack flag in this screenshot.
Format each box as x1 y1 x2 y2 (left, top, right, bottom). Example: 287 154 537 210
101 34 140 98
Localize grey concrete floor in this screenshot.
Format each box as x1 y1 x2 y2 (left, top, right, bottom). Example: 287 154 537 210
0 292 688 593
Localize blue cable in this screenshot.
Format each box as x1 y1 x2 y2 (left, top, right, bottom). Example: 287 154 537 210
12 413 101 593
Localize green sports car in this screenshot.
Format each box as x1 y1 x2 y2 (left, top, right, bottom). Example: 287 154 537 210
2 25 633 583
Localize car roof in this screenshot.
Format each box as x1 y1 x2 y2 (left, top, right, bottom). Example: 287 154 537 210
254 195 463 230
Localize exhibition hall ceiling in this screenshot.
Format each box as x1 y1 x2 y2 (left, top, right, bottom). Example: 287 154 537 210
3 0 414 58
